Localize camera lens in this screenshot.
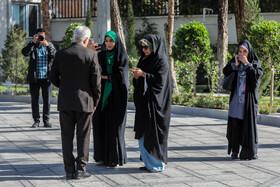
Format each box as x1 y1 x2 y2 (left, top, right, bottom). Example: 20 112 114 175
38 35 44 41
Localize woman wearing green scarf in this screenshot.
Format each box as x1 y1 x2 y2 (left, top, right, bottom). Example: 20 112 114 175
92 31 129 167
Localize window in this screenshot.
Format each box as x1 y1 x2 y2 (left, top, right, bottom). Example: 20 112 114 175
12 4 39 37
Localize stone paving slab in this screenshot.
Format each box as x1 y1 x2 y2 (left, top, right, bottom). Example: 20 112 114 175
0 102 280 186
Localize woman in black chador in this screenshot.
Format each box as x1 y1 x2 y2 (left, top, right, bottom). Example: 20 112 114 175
223 40 263 160
92 31 128 167
130 34 171 172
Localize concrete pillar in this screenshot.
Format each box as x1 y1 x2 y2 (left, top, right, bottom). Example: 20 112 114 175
97 0 110 43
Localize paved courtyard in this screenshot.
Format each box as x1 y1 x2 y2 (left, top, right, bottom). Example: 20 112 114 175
0 102 280 186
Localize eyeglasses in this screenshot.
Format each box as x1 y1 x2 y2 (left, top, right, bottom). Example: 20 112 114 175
141 45 149 50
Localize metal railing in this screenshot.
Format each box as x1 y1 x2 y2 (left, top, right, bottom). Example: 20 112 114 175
51 0 97 19
50 0 280 19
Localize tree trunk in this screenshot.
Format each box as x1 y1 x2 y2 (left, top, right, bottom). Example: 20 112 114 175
233 0 246 42
15 52 18 93
193 63 198 95
217 0 228 91
270 66 274 114
41 0 51 41
164 0 179 94
110 0 126 49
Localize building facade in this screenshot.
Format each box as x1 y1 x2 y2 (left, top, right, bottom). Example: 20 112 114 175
0 0 42 80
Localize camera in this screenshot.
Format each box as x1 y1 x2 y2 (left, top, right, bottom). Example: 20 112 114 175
38 35 44 42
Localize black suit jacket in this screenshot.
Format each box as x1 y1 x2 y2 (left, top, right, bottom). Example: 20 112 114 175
50 42 101 113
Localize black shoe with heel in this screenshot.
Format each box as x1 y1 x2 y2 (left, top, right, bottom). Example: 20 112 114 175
66 171 76 180
231 152 238 159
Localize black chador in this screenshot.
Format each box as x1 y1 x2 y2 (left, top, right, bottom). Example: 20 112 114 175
133 34 172 164
92 31 128 167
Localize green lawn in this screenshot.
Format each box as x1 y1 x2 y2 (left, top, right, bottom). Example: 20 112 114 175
0 85 28 92
0 85 58 97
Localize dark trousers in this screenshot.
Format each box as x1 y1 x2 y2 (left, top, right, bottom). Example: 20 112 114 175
29 79 51 123
230 117 243 153
59 111 92 174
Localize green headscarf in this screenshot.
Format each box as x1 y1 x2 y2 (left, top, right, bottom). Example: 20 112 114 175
101 31 116 111
104 30 117 43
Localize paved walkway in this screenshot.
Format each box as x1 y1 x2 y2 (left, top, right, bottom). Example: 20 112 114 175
1 102 280 186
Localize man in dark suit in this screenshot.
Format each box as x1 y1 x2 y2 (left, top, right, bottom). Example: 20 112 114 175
22 28 56 128
50 26 101 180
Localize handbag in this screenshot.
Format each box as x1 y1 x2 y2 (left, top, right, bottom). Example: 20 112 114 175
222 72 235 91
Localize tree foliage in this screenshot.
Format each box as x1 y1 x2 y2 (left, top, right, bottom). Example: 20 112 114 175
61 22 84 48
174 60 193 93
247 20 280 96
172 21 213 94
0 25 28 91
124 0 137 58
241 0 263 41
204 60 219 94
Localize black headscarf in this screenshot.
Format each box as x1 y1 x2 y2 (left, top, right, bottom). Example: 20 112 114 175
133 34 171 163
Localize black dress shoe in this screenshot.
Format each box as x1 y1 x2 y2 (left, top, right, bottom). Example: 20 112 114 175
66 171 76 180
76 171 91 179
43 122 52 128
139 166 148 170
231 152 238 159
31 122 39 128
109 163 119 167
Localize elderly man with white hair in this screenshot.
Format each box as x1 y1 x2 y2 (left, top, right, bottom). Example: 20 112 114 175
50 26 101 180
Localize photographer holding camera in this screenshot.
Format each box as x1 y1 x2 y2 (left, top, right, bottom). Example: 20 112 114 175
22 28 56 128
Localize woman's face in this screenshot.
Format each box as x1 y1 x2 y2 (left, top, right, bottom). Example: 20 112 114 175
238 48 248 57
141 42 152 56
105 36 116 51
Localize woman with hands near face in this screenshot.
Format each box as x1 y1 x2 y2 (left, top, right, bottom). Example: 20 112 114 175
223 40 263 161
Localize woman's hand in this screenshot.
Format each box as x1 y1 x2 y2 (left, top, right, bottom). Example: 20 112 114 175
134 68 146 78
129 69 139 79
238 54 249 66
101 75 108 80
234 55 240 67
129 68 146 79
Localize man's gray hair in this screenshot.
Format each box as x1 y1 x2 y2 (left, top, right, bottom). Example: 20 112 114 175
73 26 91 42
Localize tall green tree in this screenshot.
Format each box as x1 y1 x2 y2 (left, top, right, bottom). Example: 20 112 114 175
0 25 28 92
172 21 213 94
125 0 137 58
248 21 280 110
240 0 263 41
